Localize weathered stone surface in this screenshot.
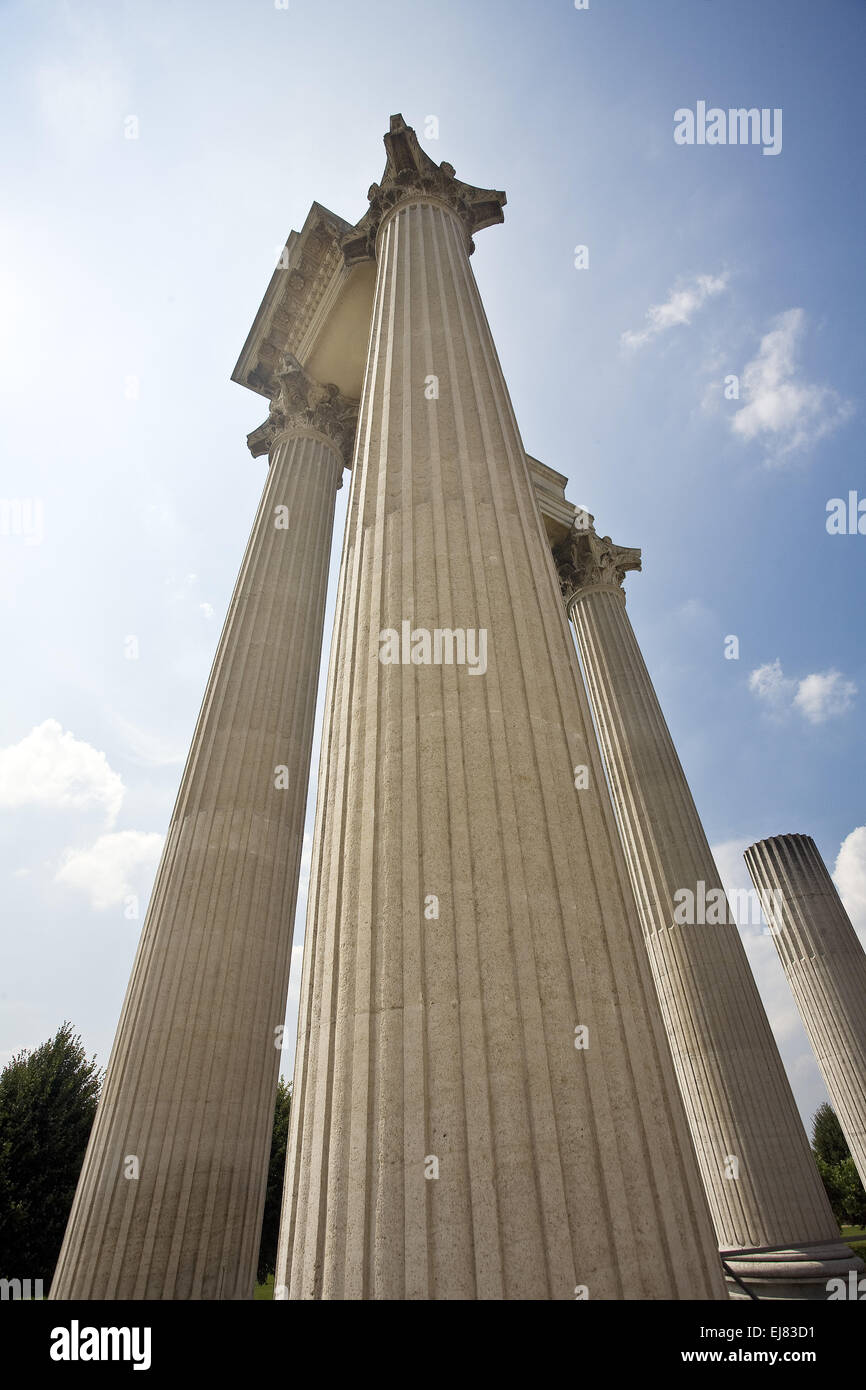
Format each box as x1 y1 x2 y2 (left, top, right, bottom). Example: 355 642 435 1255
276 117 726 1301
559 516 859 1297
561 517 861 1295
50 395 350 1299
746 833 866 1189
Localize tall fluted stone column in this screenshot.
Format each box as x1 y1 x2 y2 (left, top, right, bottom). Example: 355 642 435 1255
558 517 858 1298
50 358 356 1300
746 834 866 1188
276 116 727 1302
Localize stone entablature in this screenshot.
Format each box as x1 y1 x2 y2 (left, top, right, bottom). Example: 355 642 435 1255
233 202 354 400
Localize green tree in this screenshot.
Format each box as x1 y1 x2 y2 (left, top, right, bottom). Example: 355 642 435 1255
0 1021 100 1285
812 1102 866 1227
835 1157 866 1228
256 1078 292 1285
812 1101 851 1166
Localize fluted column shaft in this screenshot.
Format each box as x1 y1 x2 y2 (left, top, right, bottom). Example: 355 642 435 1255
278 189 726 1301
51 423 343 1299
746 834 866 1187
567 572 853 1291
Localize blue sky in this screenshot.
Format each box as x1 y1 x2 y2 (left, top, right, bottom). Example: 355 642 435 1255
1 0 864 1133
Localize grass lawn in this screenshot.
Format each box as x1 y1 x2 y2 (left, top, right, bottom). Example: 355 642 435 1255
254 1275 274 1300
842 1226 866 1260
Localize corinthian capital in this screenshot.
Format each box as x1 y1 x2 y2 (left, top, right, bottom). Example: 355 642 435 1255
554 512 642 606
247 355 359 467
341 114 507 265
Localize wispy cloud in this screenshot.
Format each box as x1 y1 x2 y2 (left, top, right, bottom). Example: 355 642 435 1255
106 710 186 768
748 658 856 724
621 272 729 350
675 597 712 625
731 309 853 461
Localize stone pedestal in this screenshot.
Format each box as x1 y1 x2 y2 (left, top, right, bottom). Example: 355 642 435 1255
276 117 727 1302
50 362 354 1299
746 833 866 1189
558 517 858 1298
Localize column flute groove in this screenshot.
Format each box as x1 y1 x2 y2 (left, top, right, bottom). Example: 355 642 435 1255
50 361 356 1300
277 115 727 1301
558 517 860 1295
746 834 866 1187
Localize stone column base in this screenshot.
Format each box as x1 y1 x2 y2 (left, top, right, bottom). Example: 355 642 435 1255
722 1241 864 1300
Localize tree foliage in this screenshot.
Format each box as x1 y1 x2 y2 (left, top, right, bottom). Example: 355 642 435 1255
0 1021 101 1284
812 1101 851 1166
256 1077 292 1285
812 1102 866 1227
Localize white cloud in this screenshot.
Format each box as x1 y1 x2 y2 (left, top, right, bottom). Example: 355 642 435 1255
55 830 164 910
621 272 728 350
0 719 124 825
748 659 856 724
833 826 866 947
199 602 214 620
731 308 853 461
748 658 795 709
793 670 857 724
